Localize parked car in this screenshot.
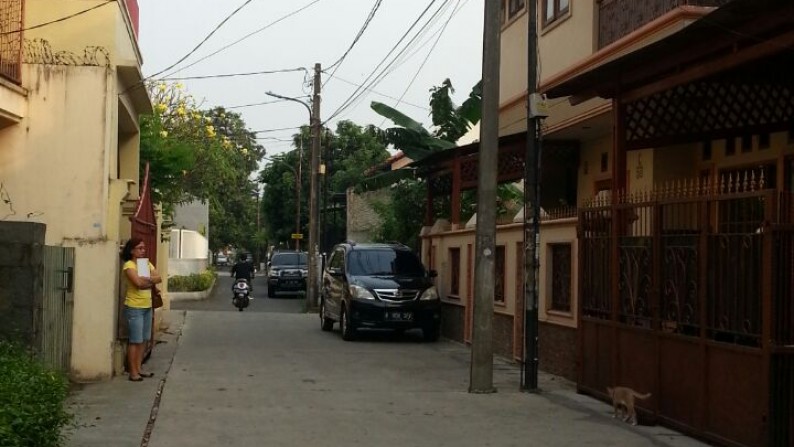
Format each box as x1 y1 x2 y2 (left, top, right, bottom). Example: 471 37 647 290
319 242 440 342
267 251 308 297
216 254 229 266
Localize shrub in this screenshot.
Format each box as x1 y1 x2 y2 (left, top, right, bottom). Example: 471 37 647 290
0 341 73 447
168 270 216 292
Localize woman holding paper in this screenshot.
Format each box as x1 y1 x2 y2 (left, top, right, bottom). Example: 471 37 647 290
121 238 162 381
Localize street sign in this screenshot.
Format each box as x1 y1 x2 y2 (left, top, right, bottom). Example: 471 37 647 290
291 233 303 240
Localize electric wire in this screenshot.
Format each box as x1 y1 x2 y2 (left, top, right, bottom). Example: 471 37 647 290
324 0 449 124
158 0 323 80
381 0 461 127
1 0 115 35
328 0 454 122
147 0 259 80
252 126 302 134
380 0 472 80
323 0 383 88
326 0 455 125
227 97 309 110
157 68 306 81
322 73 428 110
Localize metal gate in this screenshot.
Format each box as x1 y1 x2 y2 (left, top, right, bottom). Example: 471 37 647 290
578 176 793 447
40 246 75 372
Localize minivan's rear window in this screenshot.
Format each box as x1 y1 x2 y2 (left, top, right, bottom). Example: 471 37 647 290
272 253 307 266
348 250 425 276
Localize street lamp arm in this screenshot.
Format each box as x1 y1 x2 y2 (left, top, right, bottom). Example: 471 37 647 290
265 91 312 117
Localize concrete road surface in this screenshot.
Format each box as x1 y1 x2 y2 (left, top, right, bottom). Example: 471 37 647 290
66 287 708 447
172 267 306 313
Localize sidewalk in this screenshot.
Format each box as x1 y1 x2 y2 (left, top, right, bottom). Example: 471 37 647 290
65 310 708 447
65 311 186 447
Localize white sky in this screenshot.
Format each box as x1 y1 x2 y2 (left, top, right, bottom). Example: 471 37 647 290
138 0 484 156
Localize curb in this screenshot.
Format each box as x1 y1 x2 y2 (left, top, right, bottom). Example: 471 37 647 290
168 278 216 302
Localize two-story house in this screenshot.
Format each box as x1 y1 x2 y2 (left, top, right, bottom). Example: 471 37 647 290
420 1 792 446
0 0 153 381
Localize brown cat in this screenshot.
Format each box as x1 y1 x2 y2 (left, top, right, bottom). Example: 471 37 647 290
607 386 652 426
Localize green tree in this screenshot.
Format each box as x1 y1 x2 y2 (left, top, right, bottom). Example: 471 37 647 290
258 121 389 250
140 83 265 253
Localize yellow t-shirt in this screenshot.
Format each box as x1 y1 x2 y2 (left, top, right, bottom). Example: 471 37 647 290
123 260 153 309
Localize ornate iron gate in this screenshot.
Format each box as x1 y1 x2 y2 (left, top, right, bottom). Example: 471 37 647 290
40 246 74 372
578 174 793 447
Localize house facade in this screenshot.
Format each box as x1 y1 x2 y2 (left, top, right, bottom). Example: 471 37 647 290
422 1 792 446
0 0 153 381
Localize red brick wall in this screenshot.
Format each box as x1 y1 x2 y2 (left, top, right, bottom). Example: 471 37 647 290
538 322 577 381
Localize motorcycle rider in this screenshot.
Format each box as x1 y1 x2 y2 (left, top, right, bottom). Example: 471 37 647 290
231 254 254 293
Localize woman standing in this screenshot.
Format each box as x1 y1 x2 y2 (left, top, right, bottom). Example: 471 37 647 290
121 238 162 381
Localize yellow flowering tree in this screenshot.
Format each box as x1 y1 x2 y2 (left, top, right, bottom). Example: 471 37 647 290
140 82 265 251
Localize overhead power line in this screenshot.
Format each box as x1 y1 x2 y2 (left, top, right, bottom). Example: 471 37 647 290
323 0 383 87
326 0 446 121
252 126 302 134
227 97 307 110
1 0 114 35
147 0 259 80
157 68 306 81
158 0 323 79
322 73 428 111
389 0 462 115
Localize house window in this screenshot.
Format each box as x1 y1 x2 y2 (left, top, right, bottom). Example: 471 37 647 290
543 0 570 27
508 0 525 19
600 152 608 172
549 243 572 312
495 245 506 303
449 247 460 297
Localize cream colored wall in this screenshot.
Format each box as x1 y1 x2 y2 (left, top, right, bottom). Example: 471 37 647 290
499 13 528 106
537 3 597 84
429 223 523 316
25 0 141 67
0 65 120 380
577 136 612 202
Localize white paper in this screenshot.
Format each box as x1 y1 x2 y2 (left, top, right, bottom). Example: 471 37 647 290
136 258 151 278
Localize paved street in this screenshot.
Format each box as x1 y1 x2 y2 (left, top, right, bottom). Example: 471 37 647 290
66 275 709 447
171 267 306 313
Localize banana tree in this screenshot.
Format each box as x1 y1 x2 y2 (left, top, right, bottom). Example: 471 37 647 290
371 79 482 160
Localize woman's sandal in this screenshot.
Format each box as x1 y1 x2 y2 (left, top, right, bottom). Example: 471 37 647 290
129 375 143 382
139 372 154 378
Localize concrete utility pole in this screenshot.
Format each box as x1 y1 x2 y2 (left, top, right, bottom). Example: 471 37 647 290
470 0 500 394
308 62 322 310
522 0 542 392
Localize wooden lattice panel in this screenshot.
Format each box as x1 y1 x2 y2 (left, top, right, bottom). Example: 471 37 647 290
625 76 794 149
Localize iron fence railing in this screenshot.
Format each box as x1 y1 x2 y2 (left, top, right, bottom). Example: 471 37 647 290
0 0 23 84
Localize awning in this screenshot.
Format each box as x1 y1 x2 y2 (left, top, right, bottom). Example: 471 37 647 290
544 0 794 101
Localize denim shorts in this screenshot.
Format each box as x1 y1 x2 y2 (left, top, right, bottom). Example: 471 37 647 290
125 306 152 344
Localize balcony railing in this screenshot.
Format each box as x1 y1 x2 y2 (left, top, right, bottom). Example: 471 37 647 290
598 0 734 49
0 0 23 84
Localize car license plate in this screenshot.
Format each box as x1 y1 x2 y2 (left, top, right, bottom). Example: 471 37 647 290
388 311 412 321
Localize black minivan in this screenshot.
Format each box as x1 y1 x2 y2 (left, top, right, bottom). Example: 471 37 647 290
319 242 441 341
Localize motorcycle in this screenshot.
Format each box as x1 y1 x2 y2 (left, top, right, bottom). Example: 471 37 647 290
232 278 251 311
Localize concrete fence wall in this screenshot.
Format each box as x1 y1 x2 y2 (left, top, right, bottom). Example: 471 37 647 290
0 222 45 346
168 258 208 276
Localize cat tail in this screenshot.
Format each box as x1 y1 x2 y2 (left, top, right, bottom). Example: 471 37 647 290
633 392 652 399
